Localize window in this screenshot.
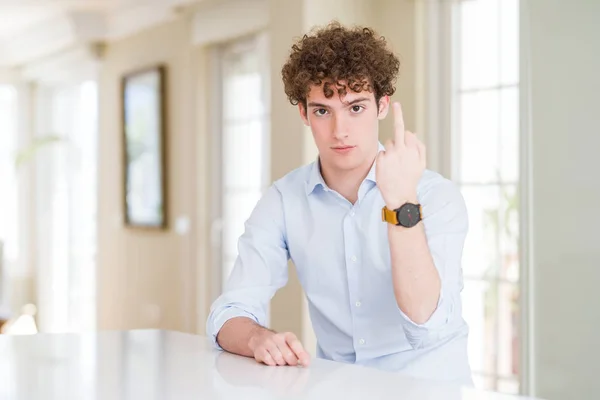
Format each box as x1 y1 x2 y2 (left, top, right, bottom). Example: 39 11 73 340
0 85 19 305
451 0 521 394
211 33 270 294
34 81 98 333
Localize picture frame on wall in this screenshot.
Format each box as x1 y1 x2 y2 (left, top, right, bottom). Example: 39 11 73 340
121 65 167 229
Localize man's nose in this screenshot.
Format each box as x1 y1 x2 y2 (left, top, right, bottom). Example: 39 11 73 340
332 115 349 139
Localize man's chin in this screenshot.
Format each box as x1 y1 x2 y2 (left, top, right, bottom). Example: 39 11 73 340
329 159 364 172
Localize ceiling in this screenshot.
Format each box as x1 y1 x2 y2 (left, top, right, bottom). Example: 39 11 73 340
0 0 202 68
0 1 164 39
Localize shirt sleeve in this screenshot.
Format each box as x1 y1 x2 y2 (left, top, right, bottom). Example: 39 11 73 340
205 185 290 349
397 177 469 349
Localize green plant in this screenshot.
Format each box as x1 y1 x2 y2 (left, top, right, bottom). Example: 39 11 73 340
14 135 66 170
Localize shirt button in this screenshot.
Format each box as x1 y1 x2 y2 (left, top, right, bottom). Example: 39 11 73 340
355 301 361 307
351 255 357 262
359 338 365 345
350 210 355 217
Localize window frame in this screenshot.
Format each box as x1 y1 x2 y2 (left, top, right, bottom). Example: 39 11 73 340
0 83 20 306
208 31 271 306
33 79 99 333
0 79 37 315
420 0 532 395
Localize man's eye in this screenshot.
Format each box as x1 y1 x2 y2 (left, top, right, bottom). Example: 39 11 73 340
351 105 364 113
315 108 328 116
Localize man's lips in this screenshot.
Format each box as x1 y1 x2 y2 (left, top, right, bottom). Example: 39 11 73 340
331 145 356 154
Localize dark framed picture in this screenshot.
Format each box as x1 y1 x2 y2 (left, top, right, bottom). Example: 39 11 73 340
121 65 167 229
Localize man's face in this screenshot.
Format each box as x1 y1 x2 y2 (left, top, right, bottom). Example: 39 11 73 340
299 83 390 174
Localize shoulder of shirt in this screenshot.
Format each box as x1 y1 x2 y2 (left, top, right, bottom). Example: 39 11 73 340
271 162 315 193
418 169 463 201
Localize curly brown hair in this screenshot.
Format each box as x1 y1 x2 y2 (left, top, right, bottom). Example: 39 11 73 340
281 21 400 108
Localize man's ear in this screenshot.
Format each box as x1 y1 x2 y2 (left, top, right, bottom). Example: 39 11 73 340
377 95 391 120
298 103 310 126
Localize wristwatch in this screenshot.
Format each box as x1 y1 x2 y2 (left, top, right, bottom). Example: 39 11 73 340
381 203 422 228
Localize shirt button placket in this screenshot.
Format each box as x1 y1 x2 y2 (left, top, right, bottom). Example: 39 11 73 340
344 211 365 357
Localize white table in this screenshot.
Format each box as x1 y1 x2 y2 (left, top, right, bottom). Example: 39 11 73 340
0 329 542 400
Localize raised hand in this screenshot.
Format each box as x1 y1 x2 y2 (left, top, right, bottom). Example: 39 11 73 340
375 102 426 210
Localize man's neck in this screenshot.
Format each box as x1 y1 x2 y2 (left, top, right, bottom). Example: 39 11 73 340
320 155 376 204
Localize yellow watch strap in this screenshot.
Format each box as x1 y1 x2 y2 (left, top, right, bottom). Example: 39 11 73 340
381 206 399 225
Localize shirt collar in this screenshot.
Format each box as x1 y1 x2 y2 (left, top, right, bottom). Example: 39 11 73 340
305 142 384 195
306 157 327 195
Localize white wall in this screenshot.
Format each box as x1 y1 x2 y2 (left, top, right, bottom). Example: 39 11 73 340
527 0 600 399
97 16 198 333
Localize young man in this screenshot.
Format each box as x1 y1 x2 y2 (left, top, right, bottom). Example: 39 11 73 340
206 22 472 384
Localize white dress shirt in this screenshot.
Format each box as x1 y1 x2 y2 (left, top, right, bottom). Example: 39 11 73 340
207 145 472 385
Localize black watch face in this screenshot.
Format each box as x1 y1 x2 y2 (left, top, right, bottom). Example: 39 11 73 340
397 204 420 227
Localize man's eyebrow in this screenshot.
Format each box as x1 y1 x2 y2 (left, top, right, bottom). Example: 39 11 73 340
344 97 372 105
307 97 372 108
307 101 330 108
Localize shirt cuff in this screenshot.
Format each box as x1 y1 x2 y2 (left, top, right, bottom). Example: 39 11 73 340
209 306 260 350
398 289 453 349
